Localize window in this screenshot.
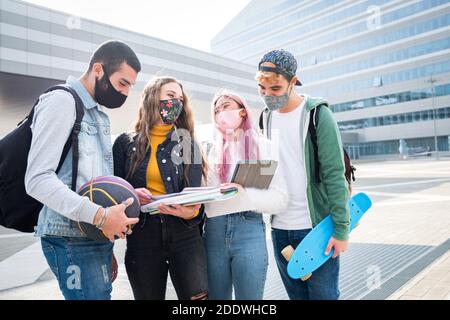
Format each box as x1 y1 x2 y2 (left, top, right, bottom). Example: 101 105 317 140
406 114 413 122
392 115 398 125
385 116 392 125
373 76 383 87
414 112 421 122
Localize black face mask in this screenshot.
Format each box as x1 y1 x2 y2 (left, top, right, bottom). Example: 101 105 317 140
94 65 128 109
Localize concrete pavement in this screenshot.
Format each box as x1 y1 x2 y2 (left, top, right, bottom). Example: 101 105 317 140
0 158 449 300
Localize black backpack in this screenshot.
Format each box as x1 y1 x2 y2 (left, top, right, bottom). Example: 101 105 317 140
0 85 84 232
258 105 356 184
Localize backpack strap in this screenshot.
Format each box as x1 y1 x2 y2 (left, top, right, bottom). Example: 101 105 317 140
308 105 322 184
43 85 84 191
343 148 356 183
258 107 270 138
309 106 354 185
258 110 264 131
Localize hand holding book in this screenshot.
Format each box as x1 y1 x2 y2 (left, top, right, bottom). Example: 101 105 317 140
140 186 239 215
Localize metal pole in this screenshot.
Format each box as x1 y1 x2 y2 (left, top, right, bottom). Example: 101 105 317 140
427 76 439 160
431 77 439 160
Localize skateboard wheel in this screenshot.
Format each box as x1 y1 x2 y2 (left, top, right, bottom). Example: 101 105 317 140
281 245 294 261
301 273 312 281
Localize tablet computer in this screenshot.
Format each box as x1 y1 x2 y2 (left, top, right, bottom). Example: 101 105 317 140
231 160 278 189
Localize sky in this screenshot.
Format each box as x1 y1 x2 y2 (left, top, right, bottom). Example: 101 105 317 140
23 0 251 52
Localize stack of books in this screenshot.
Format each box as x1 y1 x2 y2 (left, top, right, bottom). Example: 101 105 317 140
140 186 239 215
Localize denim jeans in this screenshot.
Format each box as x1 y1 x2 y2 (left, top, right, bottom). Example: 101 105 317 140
203 211 268 300
41 236 114 300
125 214 208 300
271 228 340 300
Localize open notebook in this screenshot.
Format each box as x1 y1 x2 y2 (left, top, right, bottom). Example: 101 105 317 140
140 186 239 215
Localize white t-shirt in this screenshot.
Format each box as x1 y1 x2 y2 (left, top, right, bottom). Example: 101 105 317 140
270 100 312 230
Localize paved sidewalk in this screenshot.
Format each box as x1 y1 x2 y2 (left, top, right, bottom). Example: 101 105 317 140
0 158 449 300
389 250 450 300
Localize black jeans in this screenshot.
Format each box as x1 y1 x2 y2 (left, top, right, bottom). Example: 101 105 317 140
125 214 208 300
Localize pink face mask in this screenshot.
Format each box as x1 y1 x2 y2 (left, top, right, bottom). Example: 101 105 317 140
216 109 243 131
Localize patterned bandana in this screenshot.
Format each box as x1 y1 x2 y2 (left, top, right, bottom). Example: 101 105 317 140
258 49 302 86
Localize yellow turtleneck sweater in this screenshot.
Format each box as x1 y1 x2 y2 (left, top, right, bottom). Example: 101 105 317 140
146 124 199 219
146 124 173 196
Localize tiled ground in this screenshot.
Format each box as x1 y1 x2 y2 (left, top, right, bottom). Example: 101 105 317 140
1 158 449 300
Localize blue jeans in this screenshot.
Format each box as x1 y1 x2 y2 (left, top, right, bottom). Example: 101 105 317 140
41 236 114 300
271 228 340 300
203 211 268 300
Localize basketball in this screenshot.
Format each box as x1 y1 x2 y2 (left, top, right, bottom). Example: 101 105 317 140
77 175 140 242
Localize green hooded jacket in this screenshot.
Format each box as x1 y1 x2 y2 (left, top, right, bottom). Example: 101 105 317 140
262 94 350 240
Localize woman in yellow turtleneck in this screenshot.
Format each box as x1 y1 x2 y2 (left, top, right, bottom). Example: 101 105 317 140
144 111 205 220
113 76 208 300
145 123 201 219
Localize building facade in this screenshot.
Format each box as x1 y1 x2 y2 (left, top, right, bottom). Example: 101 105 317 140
212 0 450 158
0 0 261 138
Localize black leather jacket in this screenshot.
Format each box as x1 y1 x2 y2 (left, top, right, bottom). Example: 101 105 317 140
112 128 205 228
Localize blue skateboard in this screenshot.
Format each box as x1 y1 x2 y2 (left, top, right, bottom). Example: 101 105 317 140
281 193 372 280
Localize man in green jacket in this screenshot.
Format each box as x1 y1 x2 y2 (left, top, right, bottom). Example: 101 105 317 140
256 49 350 300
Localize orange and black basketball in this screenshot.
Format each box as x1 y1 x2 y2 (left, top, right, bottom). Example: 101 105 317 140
77 175 140 242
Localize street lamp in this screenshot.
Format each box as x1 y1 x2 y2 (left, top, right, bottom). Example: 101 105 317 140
425 76 439 160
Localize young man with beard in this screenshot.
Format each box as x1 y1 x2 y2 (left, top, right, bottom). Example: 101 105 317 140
25 40 141 300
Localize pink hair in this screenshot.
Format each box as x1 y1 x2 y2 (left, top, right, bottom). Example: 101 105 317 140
211 91 260 183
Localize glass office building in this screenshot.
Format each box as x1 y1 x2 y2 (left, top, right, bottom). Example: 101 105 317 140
0 0 261 138
212 0 450 158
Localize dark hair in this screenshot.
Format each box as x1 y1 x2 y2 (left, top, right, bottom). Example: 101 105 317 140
88 40 141 74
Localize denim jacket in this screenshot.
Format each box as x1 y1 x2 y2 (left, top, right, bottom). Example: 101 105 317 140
26 76 113 237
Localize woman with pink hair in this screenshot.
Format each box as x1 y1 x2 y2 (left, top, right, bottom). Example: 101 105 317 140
203 90 288 300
